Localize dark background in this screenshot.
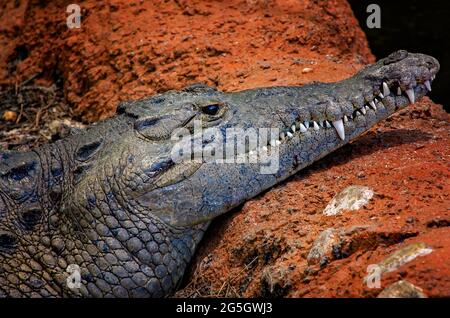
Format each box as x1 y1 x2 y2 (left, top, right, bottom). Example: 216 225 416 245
348 0 450 112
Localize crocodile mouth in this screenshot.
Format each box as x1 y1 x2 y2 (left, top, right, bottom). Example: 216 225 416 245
168 74 437 164
261 75 436 153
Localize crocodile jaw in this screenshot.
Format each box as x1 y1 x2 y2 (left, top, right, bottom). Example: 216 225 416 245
141 51 439 227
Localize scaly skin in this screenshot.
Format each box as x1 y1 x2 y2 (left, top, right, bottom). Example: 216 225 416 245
0 51 439 297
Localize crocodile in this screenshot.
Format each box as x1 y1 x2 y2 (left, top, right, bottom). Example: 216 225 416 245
0 50 439 297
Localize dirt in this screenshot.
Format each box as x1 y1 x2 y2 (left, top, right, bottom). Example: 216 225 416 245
0 83 84 151
0 0 449 297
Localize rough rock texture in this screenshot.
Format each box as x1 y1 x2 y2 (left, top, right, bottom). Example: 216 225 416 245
0 0 448 297
0 0 372 122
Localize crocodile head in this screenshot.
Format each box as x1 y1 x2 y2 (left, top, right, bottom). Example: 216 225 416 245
72 50 437 229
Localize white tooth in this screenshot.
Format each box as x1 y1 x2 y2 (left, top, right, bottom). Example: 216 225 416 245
249 150 255 155
325 121 331 128
365 105 370 112
369 101 376 110
424 80 432 91
431 75 435 81
287 132 293 138
361 107 366 115
262 146 268 151
304 121 310 128
299 123 307 132
383 82 390 96
344 115 348 123
313 121 320 130
378 92 384 99
397 87 402 96
332 119 345 141
319 121 325 128
406 88 415 103
280 132 285 140
291 125 296 132
275 140 281 146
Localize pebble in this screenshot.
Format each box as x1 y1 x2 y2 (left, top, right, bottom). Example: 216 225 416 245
363 242 433 285
323 185 374 216
377 280 427 298
307 228 341 266
2 111 18 122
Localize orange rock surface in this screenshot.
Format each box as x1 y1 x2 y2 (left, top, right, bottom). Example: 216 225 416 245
1 0 448 297
0 0 372 121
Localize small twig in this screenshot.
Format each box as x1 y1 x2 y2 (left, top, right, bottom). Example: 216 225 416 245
20 72 41 87
216 255 258 297
34 102 52 128
15 93 24 124
21 84 57 94
39 131 51 141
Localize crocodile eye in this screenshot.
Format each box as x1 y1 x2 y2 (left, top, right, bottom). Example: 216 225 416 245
201 104 220 116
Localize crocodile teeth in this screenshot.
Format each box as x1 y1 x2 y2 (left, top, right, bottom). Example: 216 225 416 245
275 140 281 146
291 125 296 132
262 146 268 151
304 121 310 129
280 132 285 140
424 80 432 91
313 121 320 130
325 121 331 128
343 115 348 123
287 131 293 138
378 92 384 99
406 88 415 103
319 121 325 128
383 82 390 96
299 123 307 132
397 87 402 96
332 119 345 140
369 101 376 110
361 107 366 115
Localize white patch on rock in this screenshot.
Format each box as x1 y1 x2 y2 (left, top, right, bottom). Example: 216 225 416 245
306 228 340 266
378 242 433 274
377 280 427 298
323 185 374 216
363 243 433 286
